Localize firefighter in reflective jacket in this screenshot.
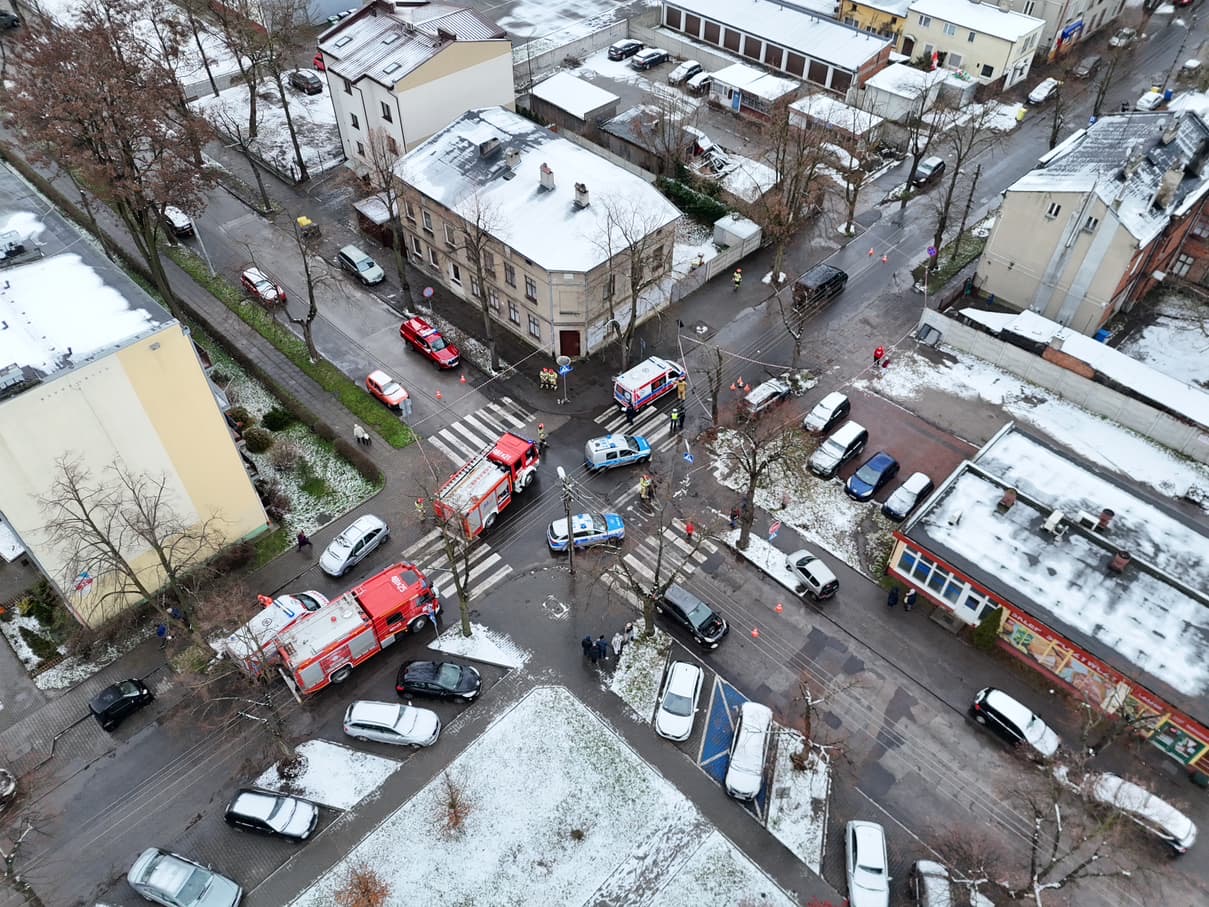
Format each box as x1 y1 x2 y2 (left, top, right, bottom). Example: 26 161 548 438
639 474 652 503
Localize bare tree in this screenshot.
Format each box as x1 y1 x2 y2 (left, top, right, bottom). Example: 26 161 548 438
628 97 696 176
0 815 48 907
1092 51 1128 119
8 0 214 316
278 214 332 361
895 85 947 212
450 191 507 371
208 0 272 138
929 102 998 270
430 494 477 638
251 0 315 182
792 671 860 768
703 343 727 426
206 99 274 211
362 127 412 296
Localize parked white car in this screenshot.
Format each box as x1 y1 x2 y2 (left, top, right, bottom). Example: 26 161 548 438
1027 77 1061 105
1135 89 1165 111
654 661 704 741
724 702 773 800
319 514 390 577
845 820 891 907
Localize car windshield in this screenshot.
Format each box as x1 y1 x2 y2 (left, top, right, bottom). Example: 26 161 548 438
174 865 210 902
357 259 373 271
855 462 884 484
685 601 713 629
662 691 693 717
429 335 447 350
589 515 606 533
549 522 568 541
382 381 403 397
436 663 462 687
623 435 640 449
821 438 846 457
265 796 297 832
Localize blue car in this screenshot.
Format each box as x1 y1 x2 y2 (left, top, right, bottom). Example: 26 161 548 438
584 434 651 471
845 451 899 501
547 512 625 552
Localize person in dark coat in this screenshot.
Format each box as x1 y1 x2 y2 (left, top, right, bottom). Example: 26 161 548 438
595 635 610 662
886 587 899 609
296 531 312 552
581 635 594 657
625 404 637 426
903 589 918 611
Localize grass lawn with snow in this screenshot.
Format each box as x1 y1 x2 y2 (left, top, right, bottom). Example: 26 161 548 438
254 739 398 810
1116 291 1209 389
428 621 530 670
288 686 798 907
608 628 672 722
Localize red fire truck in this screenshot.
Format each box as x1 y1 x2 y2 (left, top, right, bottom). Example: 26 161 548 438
434 431 541 538
274 562 437 697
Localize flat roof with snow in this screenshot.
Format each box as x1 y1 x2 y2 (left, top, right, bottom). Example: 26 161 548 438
789 94 885 135
531 72 619 120
711 63 799 102
864 62 947 99
396 107 681 273
0 164 171 401
910 0 1045 42
904 425 1209 718
666 0 892 71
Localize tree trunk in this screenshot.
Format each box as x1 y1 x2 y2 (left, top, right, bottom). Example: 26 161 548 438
950 163 981 266
186 10 219 97
736 470 759 550
272 72 309 183
473 259 500 370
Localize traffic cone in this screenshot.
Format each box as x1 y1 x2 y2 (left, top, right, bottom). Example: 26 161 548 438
775 602 783 614
751 627 760 639
435 390 443 400
460 374 466 384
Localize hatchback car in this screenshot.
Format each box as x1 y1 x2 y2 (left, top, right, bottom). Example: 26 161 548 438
668 60 702 86
845 451 900 501
1072 54 1102 79
1108 27 1137 48
127 847 242 907
881 471 934 521
969 687 1061 760
547 512 625 552
584 434 651 471
630 48 670 70
288 69 323 95
399 315 460 368
395 660 482 702
845 821 891 907
162 206 194 238
660 584 728 649
803 391 850 434
1136 89 1165 111
740 377 791 420
240 267 285 304
312 50 326 71
809 420 868 478
319 514 390 577
343 700 440 747
911 156 946 186
1080 772 1197 854
90 678 154 731
1027 77 1061 105
685 71 713 94
224 788 319 842
655 661 704 741
785 549 839 600
337 244 385 285
607 38 644 60
725 701 773 800
365 369 409 410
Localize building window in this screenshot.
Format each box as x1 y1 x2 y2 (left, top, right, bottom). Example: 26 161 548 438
949 52 963 68
918 14 931 27
524 275 537 301
428 247 439 267
981 64 994 78
527 314 541 339
488 287 501 313
387 136 398 156
381 101 392 122
470 277 481 298
1046 202 1062 219
343 78 352 94
1023 0 1036 14
651 244 665 270
507 300 520 324
421 211 433 235
504 262 516 288
450 261 462 284
1192 215 1209 238
1173 253 1194 277
1083 216 1100 233
410 235 422 257
350 113 359 130
445 224 457 248
405 201 416 223
968 30 975 42
943 23 956 37
483 250 496 276
355 141 365 156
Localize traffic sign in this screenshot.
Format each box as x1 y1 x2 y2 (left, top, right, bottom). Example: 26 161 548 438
683 452 694 464
423 286 434 298
768 520 781 541
558 364 573 376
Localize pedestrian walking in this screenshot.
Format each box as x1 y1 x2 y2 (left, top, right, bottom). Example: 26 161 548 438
595 635 610 662
639 474 652 504
886 587 899 609
873 345 885 366
415 498 426 523
625 621 638 644
729 506 739 529
538 422 548 451
903 589 918 611
611 631 625 658
685 520 695 541
677 377 687 402
156 623 171 649
588 636 601 664
732 268 743 291
625 404 637 426
168 606 192 630
669 407 681 434
581 635 594 657
296 530 312 552
353 424 370 445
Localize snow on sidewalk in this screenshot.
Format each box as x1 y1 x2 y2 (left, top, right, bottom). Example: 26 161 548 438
254 739 398 810
427 621 530 669
607 629 672 723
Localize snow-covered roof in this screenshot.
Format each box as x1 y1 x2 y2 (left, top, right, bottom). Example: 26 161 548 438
1006 111 1209 245
531 72 619 121
906 426 1209 717
711 63 799 102
318 0 506 88
909 0 1045 42
0 173 170 400
864 62 948 99
789 94 885 135
858 0 911 15
959 308 1209 431
0 515 24 562
396 107 681 273
666 0 892 70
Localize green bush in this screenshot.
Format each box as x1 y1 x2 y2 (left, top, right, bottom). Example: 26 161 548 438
297 458 329 499
20 626 60 661
226 405 254 428
262 407 294 431
243 426 275 453
657 177 730 226
210 368 230 386
973 606 1003 651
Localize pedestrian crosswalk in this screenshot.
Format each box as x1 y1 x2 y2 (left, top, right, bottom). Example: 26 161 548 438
599 519 718 608
593 401 685 457
400 528 512 605
425 396 533 465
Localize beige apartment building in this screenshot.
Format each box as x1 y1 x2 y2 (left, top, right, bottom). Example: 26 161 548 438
393 107 682 360
0 165 268 627
900 0 1044 88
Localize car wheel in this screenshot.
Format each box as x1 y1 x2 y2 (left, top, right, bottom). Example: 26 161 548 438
975 714 986 725
408 616 427 634
354 735 370 742
519 472 533 490
483 513 497 532
330 666 352 684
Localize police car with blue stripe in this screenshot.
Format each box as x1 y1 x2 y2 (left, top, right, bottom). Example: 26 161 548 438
547 513 625 552
584 434 651 472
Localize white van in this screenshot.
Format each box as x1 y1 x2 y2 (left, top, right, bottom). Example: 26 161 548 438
725 702 773 800
612 356 685 411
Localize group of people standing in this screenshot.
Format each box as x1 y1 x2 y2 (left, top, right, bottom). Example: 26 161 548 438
581 622 638 665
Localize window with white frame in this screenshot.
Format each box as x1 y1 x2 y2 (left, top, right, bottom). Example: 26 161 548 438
445 224 457 248
428 247 439 267
981 64 994 78
450 262 462 284
405 201 416 223
507 300 520 324
483 250 496 276
943 22 956 36
410 235 422 257
1083 216 1100 233
524 275 537 301
527 314 541 339
488 287 501 313
918 14 931 26
1192 215 1209 238
1173 253 1194 277
895 546 988 614
948 52 963 68
504 262 516 287
470 277 481 298
421 211 433 235
1046 202 1062 219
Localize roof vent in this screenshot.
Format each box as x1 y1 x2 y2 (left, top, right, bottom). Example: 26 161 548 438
948 509 963 527
479 137 501 159
505 147 521 169
1042 510 1066 538
1096 508 1115 532
1107 549 1131 574
573 182 590 209
539 162 555 191
1075 510 1098 530
996 488 1017 513
1161 114 1182 145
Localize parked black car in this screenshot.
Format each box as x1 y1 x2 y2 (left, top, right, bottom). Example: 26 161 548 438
395 660 482 702
969 687 1061 760
911 156 946 186
288 69 323 95
89 678 153 731
225 788 319 842
607 39 643 60
0 11 20 29
659 584 728 649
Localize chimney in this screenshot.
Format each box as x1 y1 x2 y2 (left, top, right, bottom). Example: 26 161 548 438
573 182 590 208
997 488 1017 513
1096 508 1115 532
478 137 501 159
539 162 555 191
1107 550 1131 574
1161 114 1182 145
505 147 521 170
1154 164 1183 209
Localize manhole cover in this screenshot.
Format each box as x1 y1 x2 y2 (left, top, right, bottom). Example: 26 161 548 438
692 321 712 338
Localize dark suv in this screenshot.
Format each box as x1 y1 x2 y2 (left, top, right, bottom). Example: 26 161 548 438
89 678 154 731
607 39 643 60
659 584 728 649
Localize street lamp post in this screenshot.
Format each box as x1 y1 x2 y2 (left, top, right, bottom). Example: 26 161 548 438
557 466 574 575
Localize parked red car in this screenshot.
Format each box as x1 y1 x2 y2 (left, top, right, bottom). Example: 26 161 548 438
313 51 326 72
399 316 460 368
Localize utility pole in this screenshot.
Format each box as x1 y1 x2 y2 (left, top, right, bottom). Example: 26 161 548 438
557 466 574 575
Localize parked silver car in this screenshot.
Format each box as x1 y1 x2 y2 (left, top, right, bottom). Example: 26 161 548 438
343 701 440 747
654 661 704 741
845 820 890 907
127 848 242 907
319 514 390 577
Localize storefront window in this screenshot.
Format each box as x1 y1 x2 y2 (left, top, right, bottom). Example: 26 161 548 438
1151 721 1209 765
941 579 962 603
897 550 917 573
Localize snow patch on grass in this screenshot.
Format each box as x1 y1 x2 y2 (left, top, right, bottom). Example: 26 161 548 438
254 739 398 810
766 732 831 875
607 628 671 722
33 629 153 691
1117 291 1209 389
428 622 530 669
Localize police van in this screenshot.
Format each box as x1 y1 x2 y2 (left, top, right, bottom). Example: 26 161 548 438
585 434 652 472
613 357 685 411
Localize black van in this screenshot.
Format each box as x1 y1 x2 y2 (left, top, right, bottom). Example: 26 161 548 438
793 264 848 308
